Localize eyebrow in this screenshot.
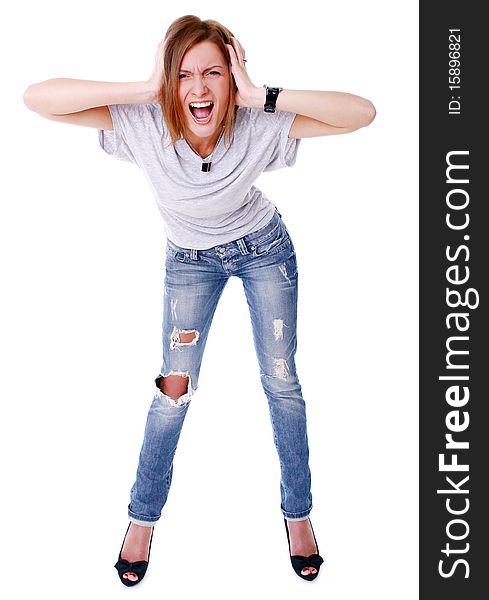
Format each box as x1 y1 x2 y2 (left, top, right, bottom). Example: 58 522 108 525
179 65 225 73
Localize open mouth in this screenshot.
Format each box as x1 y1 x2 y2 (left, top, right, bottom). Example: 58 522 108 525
189 101 214 124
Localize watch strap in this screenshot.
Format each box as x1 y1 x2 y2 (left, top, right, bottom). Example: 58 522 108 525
263 86 283 113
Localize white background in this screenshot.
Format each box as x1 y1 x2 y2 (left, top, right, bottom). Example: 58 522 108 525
1 0 418 598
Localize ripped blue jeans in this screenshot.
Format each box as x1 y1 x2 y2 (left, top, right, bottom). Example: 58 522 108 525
127 210 313 525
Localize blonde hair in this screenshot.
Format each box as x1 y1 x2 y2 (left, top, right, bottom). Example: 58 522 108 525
157 15 238 145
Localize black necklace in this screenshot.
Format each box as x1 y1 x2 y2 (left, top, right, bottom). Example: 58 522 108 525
186 128 224 172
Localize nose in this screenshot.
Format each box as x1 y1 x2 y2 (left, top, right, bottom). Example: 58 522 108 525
190 74 208 97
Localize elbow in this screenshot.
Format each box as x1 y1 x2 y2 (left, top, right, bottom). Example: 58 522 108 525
23 85 36 110
23 82 54 114
345 97 376 132
361 99 376 128
23 84 43 113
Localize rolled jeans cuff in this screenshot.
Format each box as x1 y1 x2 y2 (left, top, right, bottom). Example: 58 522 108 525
128 508 159 527
282 504 312 521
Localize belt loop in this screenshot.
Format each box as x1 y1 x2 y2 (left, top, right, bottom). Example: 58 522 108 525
236 238 249 255
190 249 198 260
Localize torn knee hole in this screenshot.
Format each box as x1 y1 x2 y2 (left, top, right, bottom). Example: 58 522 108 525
178 331 197 343
159 374 189 400
155 372 193 406
170 327 200 350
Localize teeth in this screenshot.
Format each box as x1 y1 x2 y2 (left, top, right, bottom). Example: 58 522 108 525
189 101 213 108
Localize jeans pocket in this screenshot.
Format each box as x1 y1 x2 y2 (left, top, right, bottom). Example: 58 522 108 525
166 241 187 263
252 222 290 256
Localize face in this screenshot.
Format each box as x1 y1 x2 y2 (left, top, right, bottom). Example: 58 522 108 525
178 40 231 142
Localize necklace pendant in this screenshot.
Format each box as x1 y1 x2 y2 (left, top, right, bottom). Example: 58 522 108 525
202 162 211 172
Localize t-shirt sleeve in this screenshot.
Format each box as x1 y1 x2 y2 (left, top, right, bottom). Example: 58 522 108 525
97 104 140 164
253 109 301 172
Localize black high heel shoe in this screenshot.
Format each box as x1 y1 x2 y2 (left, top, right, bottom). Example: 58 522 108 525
114 523 154 587
284 518 324 581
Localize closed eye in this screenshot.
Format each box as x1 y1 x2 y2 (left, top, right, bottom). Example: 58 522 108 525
178 70 222 80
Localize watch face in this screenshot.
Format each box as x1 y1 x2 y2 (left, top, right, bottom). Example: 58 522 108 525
266 88 278 102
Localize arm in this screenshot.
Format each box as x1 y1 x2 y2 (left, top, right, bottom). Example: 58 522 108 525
251 89 375 139
23 39 165 129
23 78 156 115
23 79 156 129
226 38 376 139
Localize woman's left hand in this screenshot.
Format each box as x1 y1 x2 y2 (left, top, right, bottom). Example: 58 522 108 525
226 37 263 108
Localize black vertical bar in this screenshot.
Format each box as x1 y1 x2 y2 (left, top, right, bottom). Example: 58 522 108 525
420 3 487 599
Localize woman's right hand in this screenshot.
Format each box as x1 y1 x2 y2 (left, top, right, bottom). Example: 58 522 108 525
147 38 166 101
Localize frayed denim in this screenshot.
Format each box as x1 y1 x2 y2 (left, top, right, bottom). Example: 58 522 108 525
127 210 313 525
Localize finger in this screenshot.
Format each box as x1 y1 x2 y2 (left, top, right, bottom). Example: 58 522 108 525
230 36 243 54
226 43 243 73
235 39 246 65
230 37 246 66
226 43 238 64
236 38 246 60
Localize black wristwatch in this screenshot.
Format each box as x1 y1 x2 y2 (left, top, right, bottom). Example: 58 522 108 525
263 86 283 113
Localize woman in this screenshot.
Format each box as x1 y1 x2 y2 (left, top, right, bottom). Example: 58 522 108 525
23 14 375 585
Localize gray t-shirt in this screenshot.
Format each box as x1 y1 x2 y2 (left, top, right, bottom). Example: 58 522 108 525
98 103 300 249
